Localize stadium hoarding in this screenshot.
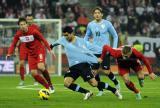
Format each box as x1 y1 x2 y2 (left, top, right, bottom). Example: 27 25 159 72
128 37 160 57
0 60 15 74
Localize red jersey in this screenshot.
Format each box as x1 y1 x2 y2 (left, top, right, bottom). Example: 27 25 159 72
29 23 40 31
101 45 152 74
19 23 40 49
8 27 51 56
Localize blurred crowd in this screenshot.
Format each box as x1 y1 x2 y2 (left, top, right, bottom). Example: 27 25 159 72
0 0 160 37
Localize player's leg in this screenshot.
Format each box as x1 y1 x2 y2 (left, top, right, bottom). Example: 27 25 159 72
37 63 52 85
120 67 141 100
101 52 120 90
137 70 145 87
37 49 54 92
30 69 49 89
132 64 144 87
19 59 25 86
64 70 90 99
103 70 120 89
18 47 27 86
82 63 122 100
91 63 104 96
64 77 89 94
88 78 122 99
28 55 50 89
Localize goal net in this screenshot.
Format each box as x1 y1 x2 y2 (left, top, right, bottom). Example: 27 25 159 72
0 19 62 76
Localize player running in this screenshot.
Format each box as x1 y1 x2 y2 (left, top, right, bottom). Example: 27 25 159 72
6 18 55 93
84 7 119 96
99 45 157 100
17 14 40 86
50 26 122 100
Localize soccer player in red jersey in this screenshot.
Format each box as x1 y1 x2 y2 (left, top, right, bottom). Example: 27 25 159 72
6 18 55 93
17 14 41 86
26 14 40 31
100 45 156 100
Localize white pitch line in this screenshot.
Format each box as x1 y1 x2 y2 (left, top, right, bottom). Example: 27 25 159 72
16 86 40 90
16 84 64 90
15 85 160 94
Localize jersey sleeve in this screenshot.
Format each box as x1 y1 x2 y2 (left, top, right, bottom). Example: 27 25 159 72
8 33 19 55
101 45 120 59
84 40 102 54
33 24 41 32
84 24 92 41
107 21 118 48
33 30 51 51
51 37 65 47
133 48 153 74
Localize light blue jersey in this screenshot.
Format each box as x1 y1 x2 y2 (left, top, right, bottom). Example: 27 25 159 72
84 19 118 49
52 36 102 67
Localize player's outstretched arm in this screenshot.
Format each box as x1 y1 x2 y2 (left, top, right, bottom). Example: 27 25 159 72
50 43 60 50
7 34 20 59
149 73 157 80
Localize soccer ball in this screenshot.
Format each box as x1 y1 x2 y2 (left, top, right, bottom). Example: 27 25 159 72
38 89 50 100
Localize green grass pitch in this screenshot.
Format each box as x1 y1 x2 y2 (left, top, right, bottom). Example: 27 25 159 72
0 75 159 108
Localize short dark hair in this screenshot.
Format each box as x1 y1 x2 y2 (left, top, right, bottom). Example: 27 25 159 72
122 46 132 55
63 26 73 34
92 7 103 14
25 14 33 18
18 17 27 25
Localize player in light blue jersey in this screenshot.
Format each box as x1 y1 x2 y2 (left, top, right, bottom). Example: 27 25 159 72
50 26 122 100
84 7 120 96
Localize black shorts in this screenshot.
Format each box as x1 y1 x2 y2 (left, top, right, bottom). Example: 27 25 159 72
94 54 110 70
64 63 94 82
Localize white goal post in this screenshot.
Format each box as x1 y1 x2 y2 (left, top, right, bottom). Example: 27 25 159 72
0 19 62 76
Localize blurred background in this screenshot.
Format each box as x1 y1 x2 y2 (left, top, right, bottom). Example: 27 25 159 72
0 0 160 75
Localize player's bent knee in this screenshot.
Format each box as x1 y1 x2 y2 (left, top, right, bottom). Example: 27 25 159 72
88 79 98 87
37 63 45 71
64 77 73 87
90 83 97 87
124 79 130 84
31 70 38 76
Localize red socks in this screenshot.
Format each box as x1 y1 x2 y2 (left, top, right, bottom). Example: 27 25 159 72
42 70 52 86
125 81 139 93
33 74 49 89
20 66 25 81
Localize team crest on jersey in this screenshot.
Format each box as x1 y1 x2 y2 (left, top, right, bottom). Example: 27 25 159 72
19 35 34 42
101 24 105 29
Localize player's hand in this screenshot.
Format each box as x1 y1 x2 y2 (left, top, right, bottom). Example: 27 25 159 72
97 58 102 63
149 73 157 80
6 54 11 60
50 44 53 49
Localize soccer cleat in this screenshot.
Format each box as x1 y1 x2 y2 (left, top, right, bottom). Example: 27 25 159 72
136 92 142 100
49 86 55 94
84 92 93 100
115 90 123 100
34 82 39 86
96 91 104 96
19 81 24 86
115 80 121 91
